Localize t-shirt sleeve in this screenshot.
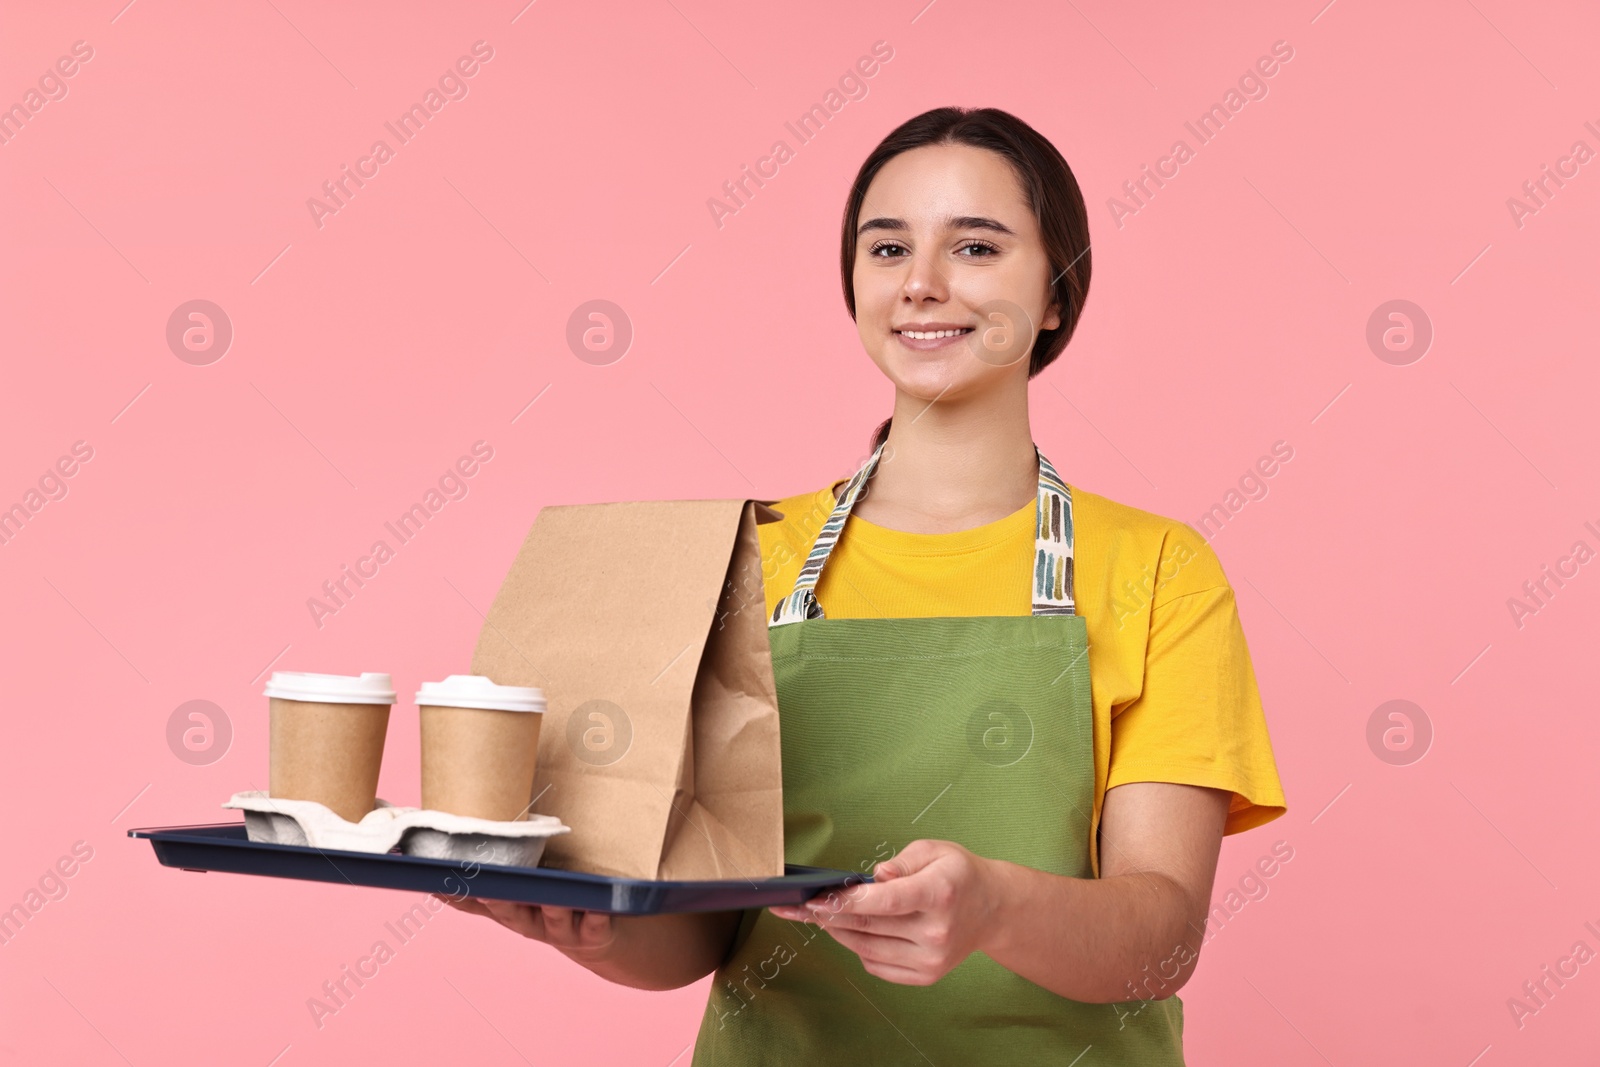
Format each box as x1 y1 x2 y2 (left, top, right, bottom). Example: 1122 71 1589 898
1106 533 1287 835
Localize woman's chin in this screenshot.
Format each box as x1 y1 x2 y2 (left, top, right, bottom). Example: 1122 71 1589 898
886 361 986 403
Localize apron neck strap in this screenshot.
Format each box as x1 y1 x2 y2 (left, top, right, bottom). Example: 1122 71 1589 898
770 441 1076 626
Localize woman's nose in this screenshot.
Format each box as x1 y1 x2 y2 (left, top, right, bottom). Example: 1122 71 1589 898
901 248 951 303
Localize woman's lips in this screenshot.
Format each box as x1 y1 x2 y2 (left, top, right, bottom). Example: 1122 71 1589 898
894 327 974 351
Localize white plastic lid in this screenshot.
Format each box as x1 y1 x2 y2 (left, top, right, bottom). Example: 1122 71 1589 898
263 671 396 705
415 674 545 713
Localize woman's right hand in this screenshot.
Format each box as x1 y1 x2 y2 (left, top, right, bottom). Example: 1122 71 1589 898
434 894 619 963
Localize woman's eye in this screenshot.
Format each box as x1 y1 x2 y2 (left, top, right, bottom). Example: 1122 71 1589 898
866 239 999 258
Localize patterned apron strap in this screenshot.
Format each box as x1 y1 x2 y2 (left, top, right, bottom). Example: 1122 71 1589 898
770 442 1075 626
1032 448 1075 616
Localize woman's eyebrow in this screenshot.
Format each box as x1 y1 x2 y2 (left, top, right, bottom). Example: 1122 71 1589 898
857 214 1018 238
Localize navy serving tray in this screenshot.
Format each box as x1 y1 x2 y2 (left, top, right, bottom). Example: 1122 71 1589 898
131 822 868 915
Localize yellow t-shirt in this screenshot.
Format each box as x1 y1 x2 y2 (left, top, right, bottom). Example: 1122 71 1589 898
757 479 1287 876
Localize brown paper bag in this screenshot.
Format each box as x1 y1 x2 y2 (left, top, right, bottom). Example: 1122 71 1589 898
470 499 785 881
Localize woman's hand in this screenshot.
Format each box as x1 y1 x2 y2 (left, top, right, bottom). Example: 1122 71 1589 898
768 839 999 986
433 893 744 991
433 894 618 962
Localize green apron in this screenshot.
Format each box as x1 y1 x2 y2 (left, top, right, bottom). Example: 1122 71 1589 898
692 442 1185 1065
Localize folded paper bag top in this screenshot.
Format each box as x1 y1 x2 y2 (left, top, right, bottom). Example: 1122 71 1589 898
263 671 396 705
415 675 545 713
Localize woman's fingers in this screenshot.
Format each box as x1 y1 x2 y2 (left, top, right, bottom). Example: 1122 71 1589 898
433 893 491 917
480 899 548 940
858 956 934 986
824 924 925 969
534 905 617 955
810 907 922 940
537 905 578 946
573 909 619 953
437 895 618 957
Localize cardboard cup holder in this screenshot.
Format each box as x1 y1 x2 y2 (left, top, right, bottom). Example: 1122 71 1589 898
225 791 571 869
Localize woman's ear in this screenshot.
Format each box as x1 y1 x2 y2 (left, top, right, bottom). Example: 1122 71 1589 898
1042 299 1063 333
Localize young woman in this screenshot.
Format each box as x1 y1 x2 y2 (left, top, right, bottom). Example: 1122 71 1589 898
447 107 1286 1063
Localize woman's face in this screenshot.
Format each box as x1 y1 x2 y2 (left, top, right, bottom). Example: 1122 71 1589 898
852 143 1062 406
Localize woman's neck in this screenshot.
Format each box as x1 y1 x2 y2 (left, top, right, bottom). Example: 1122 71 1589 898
849 385 1039 534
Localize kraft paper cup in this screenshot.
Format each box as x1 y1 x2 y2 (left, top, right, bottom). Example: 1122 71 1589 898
264 672 396 824
417 675 546 822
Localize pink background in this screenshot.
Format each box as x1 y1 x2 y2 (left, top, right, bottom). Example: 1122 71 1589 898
3 0 1597 1063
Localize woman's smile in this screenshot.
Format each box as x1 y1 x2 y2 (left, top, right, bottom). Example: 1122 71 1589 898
893 322 975 351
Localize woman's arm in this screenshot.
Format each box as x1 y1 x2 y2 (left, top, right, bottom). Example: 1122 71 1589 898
768 781 1230 1002
987 781 1230 1001
439 896 745 991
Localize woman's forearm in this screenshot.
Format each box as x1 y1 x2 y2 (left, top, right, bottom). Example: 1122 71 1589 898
572 908 744 991
981 859 1202 1004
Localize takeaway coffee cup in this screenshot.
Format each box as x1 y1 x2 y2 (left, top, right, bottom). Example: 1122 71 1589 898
264 672 396 823
417 675 546 821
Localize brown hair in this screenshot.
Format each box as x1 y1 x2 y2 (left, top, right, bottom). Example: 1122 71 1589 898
841 107 1093 453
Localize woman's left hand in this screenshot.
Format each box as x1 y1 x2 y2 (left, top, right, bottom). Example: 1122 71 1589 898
768 839 1001 986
